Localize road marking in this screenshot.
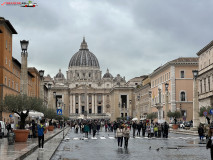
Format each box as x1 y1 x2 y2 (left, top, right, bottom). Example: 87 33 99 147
73 138 79 140
91 137 97 139
100 137 106 139
109 137 115 139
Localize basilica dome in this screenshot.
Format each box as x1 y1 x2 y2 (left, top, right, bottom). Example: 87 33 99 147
68 38 100 68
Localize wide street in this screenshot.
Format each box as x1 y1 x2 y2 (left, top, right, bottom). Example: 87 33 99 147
51 128 210 160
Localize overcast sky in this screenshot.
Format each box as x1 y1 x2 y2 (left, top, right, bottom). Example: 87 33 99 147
1 0 213 81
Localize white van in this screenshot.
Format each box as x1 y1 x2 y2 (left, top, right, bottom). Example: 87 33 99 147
0 121 8 137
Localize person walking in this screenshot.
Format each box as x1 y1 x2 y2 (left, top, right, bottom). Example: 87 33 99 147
132 121 137 138
206 123 213 159
116 125 123 148
198 123 204 141
84 123 89 138
123 125 130 149
154 124 158 137
92 122 97 137
37 120 45 149
137 122 142 137
163 122 169 138
142 122 146 137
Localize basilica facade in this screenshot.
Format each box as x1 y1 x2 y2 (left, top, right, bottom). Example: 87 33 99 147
45 38 137 121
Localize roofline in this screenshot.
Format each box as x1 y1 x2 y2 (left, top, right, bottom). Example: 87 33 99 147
28 71 34 78
196 41 213 56
12 57 21 68
150 58 198 77
0 17 17 34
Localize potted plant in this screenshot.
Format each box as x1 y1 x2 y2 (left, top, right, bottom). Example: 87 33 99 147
3 94 43 142
167 110 182 129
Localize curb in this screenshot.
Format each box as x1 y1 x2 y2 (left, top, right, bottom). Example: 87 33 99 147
49 128 70 160
15 128 68 160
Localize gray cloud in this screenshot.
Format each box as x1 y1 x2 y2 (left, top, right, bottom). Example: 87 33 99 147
1 0 213 81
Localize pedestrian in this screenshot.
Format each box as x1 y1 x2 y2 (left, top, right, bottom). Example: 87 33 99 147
198 123 204 141
158 124 162 138
123 125 130 149
206 123 213 159
84 123 89 138
116 125 123 148
92 122 97 137
154 125 158 137
32 120 36 138
142 122 146 137
132 121 137 138
163 122 169 138
37 119 45 149
137 122 142 137
75 123 79 133
105 123 108 132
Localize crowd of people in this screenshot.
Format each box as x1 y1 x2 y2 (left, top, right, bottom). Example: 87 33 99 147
69 119 170 149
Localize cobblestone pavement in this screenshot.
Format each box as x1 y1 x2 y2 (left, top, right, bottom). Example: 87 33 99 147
51 128 210 160
24 128 70 160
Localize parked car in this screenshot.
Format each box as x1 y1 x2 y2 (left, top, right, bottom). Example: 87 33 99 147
0 121 8 138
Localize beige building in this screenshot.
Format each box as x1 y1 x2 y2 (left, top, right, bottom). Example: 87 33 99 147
150 57 198 123
134 76 151 120
46 38 137 121
197 41 213 114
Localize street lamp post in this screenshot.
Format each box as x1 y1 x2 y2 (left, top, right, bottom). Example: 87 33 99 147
192 70 199 129
165 83 169 122
39 70 45 100
20 40 29 95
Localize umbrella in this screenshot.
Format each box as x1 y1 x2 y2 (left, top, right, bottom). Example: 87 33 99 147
132 118 138 121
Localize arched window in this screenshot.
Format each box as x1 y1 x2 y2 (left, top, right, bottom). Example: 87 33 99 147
180 92 186 101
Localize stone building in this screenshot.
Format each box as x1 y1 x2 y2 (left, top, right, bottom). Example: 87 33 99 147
46 38 137 121
0 17 42 122
149 57 198 123
196 41 213 116
134 76 151 121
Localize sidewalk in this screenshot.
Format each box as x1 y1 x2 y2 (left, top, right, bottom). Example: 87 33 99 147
0 127 68 160
169 128 198 136
24 127 70 160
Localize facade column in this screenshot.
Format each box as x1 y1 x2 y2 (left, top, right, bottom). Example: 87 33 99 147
70 94 72 114
73 95 75 113
103 94 105 113
79 95 81 114
92 94 94 113
86 94 89 113
95 95 97 113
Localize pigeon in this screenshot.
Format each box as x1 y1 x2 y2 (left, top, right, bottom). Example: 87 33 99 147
160 147 163 149
149 146 151 150
156 148 160 152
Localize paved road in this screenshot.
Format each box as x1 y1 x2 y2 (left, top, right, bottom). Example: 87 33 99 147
51 128 210 160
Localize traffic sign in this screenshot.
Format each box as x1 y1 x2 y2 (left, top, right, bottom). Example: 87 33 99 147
210 109 213 115
203 111 208 116
57 109 62 115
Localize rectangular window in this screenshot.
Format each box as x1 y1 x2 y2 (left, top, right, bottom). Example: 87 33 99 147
5 77 7 85
181 71 184 78
204 78 206 93
76 109 78 114
208 76 210 91
8 79 10 87
200 80 202 93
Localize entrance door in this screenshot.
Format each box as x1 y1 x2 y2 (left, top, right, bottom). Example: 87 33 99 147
98 106 102 114
81 106 85 114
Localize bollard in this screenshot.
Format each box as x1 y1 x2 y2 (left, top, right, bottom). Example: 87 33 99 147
37 148 44 160
8 131 15 145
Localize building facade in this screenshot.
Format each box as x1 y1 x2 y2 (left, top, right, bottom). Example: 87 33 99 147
46 38 138 121
0 17 42 122
197 41 213 114
150 57 198 123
